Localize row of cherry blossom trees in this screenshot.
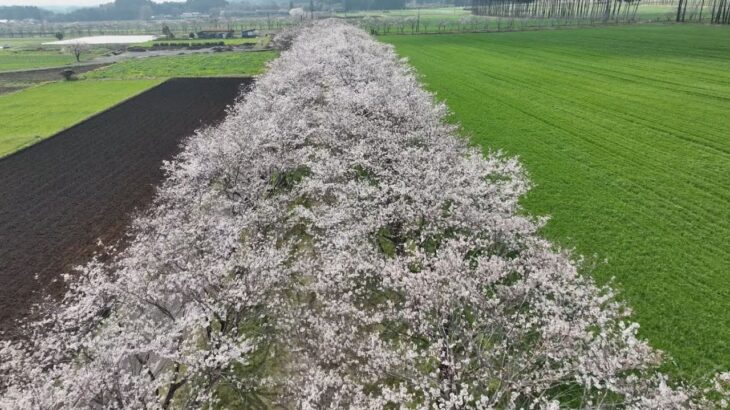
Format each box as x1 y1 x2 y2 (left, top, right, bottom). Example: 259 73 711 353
1 20 727 409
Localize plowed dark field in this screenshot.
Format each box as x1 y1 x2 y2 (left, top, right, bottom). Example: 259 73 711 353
0 77 252 334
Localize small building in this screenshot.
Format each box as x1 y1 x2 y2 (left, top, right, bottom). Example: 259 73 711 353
196 29 234 39
181 12 206 19
241 29 258 38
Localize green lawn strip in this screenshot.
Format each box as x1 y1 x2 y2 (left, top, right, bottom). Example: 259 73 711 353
0 37 55 48
383 24 730 379
0 79 160 157
139 37 261 47
1 38 108 72
0 49 103 72
84 50 277 79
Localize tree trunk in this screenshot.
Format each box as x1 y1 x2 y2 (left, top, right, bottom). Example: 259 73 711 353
676 0 685 21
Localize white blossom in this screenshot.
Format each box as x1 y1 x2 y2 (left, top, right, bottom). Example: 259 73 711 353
0 20 723 409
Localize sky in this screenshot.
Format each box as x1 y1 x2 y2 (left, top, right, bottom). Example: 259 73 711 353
0 0 182 7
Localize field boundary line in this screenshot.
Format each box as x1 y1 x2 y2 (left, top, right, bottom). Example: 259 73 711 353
1 76 255 160
377 20 680 37
0 79 163 160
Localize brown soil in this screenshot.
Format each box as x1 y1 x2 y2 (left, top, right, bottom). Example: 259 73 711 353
0 77 253 335
0 85 24 95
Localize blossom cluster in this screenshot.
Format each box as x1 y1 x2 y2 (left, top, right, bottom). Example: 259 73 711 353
0 20 724 409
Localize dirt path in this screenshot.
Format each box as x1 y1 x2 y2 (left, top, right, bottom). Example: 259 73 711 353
0 77 253 335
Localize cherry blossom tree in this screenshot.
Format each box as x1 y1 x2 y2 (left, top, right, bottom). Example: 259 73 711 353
1 20 727 409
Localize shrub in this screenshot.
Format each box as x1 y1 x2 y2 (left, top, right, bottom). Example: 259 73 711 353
59 69 75 81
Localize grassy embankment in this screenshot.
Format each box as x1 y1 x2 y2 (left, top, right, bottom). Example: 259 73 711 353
383 24 730 379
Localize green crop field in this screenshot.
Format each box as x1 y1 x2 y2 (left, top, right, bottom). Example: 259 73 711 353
635 4 680 20
339 6 471 19
383 24 730 379
84 50 276 79
0 37 106 72
0 79 159 157
0 37 55 47
0 50 92 72
139 37 261 47
345 4 683 35
0 44 274 156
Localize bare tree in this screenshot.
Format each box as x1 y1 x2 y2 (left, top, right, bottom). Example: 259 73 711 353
676 0 686 21
68 42 89 63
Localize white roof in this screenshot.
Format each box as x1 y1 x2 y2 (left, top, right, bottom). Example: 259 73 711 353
43 35 157 45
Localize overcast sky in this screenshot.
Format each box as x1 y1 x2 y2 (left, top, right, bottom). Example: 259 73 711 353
0 0 182 7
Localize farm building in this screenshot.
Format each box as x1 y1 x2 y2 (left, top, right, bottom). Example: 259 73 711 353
196 29 234 39
242 29 258 38
181 12 206 19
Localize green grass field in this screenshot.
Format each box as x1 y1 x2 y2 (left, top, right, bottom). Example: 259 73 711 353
383 24 730 379
636 4 680 20
345 4 681 34
140 37 261 47
0 79 159 157
0 37 107 72
344 4 668 20
0 37 55 47
84 50 276 79
339 6 471 19
0 49 96 72
0 43 274 157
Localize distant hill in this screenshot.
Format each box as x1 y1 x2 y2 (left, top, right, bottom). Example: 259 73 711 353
0 0 227 21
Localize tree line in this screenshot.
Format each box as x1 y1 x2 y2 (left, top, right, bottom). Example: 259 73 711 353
0 6 53 21
1 0 410 22
676 0 730 23
471 0 642 22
